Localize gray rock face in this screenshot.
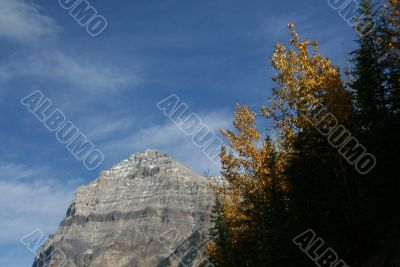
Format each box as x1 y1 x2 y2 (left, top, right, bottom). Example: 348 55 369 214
33 150 216 267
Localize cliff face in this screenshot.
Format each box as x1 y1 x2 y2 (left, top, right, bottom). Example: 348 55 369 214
33 149 216 267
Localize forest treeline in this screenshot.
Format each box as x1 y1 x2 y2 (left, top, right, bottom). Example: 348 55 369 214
205 0 400 266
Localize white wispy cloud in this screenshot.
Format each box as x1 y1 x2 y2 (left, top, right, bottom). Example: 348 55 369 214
0 163 49 181
46 51 139 91
0 0 59 42
0 180 74 242
0 1 139 92
0 162 75 246
81 114 137 140
0 50 139 92
97 110 232 175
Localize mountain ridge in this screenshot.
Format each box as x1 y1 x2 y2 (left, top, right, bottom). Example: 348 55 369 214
33 149 216 267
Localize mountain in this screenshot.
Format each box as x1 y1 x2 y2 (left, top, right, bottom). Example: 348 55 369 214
32 149 217 267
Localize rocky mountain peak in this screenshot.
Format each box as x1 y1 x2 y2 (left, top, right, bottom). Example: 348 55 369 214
33 150 215 267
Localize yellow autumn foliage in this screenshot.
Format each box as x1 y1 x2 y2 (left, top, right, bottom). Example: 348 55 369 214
208 104 288 254
207 24 352 262
265 24 351 154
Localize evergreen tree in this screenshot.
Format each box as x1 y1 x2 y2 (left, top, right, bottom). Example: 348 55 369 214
349 0 387 130
378 0 400 114
353 1 400 265
207 3 400 264
207 195 233 267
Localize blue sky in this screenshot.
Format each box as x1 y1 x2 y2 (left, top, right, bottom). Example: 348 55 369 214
0 0 366 266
